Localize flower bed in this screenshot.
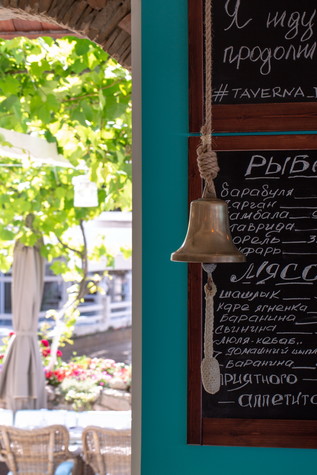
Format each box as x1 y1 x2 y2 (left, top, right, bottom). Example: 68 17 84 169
1 334 131 411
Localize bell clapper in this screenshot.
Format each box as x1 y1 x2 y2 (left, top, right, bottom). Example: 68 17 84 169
202 263 217 288
201 263 221 395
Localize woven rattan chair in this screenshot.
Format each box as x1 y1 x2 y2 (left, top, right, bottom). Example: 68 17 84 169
82 426 131 475
0 424 75 475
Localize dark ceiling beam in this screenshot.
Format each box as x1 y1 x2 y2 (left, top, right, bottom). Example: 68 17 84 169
0 29 81 39
118 13 131 35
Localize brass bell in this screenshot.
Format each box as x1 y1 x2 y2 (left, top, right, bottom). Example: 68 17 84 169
171 198 246 263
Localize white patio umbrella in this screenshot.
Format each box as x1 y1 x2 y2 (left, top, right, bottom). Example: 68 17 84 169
0 127 71 167
0 240 47 410
0 129 72 410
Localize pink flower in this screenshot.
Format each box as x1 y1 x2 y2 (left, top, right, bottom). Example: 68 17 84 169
9 332 15 337
56 349 63 357
41 339 50 347
45 370 53 380
54 369 66 382
42 348 51 357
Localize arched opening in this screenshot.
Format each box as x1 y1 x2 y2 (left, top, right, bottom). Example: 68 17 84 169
0 0 139 472
0 0 131 69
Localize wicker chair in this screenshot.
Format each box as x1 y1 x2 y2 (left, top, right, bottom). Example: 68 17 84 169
0 424 75 475
82 426 131 475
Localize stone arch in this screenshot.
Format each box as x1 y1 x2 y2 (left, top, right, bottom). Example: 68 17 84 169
0 0 131 69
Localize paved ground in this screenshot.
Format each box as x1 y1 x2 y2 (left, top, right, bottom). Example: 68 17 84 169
61 326 132 364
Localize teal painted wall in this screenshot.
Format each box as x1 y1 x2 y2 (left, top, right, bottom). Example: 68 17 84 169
141 0 317 473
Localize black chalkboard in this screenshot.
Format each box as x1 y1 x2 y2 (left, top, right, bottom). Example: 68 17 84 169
187 0 317 444
202 150 317 420
212 0 317 105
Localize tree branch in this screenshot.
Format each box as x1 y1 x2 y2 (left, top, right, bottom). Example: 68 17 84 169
63 82 121 103
48 220 88 370
76 219 89 302
56 235 83 257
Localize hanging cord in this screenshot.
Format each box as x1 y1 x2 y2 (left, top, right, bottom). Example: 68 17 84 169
197 0 219 199
198 0 221 395
201 263 221 394
200 264 221 396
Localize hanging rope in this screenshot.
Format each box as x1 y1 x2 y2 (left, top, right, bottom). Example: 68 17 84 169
197 0 219 199
201 264 220 394
199 1 221 395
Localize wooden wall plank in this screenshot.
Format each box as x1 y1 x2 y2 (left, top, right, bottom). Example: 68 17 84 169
187 138 203 444
212 103 317 134
188 0 204 132
203 418 317 449
191 134 317 153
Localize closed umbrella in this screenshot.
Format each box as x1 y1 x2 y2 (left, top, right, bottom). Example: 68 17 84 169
0 240 46 410
0 126 71 167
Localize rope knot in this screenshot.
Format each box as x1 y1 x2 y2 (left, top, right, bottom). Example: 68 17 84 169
196 146 219 180
204 282 217 297
196 141 219 198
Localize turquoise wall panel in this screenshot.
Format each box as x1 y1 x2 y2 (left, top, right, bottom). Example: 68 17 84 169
141 0 317 473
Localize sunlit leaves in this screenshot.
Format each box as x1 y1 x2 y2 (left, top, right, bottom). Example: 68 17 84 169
50 260 70 276
0 36 131 181
0 77 20 95
0 36 132 277
0 229 15 240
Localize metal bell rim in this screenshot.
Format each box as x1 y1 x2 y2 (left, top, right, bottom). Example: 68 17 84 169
170 198 246 264
171 251 246 263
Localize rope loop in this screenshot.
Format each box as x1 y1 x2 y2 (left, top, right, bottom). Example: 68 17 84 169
204 281 217 298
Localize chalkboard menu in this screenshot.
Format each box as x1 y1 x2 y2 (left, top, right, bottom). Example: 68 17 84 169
187 0 317 447
204 150 317 421
188 0 317 132
187 138 317 448
212 0 317 105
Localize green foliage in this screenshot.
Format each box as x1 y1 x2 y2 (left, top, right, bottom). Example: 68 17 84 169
0 36 132 338
120 246 132 259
